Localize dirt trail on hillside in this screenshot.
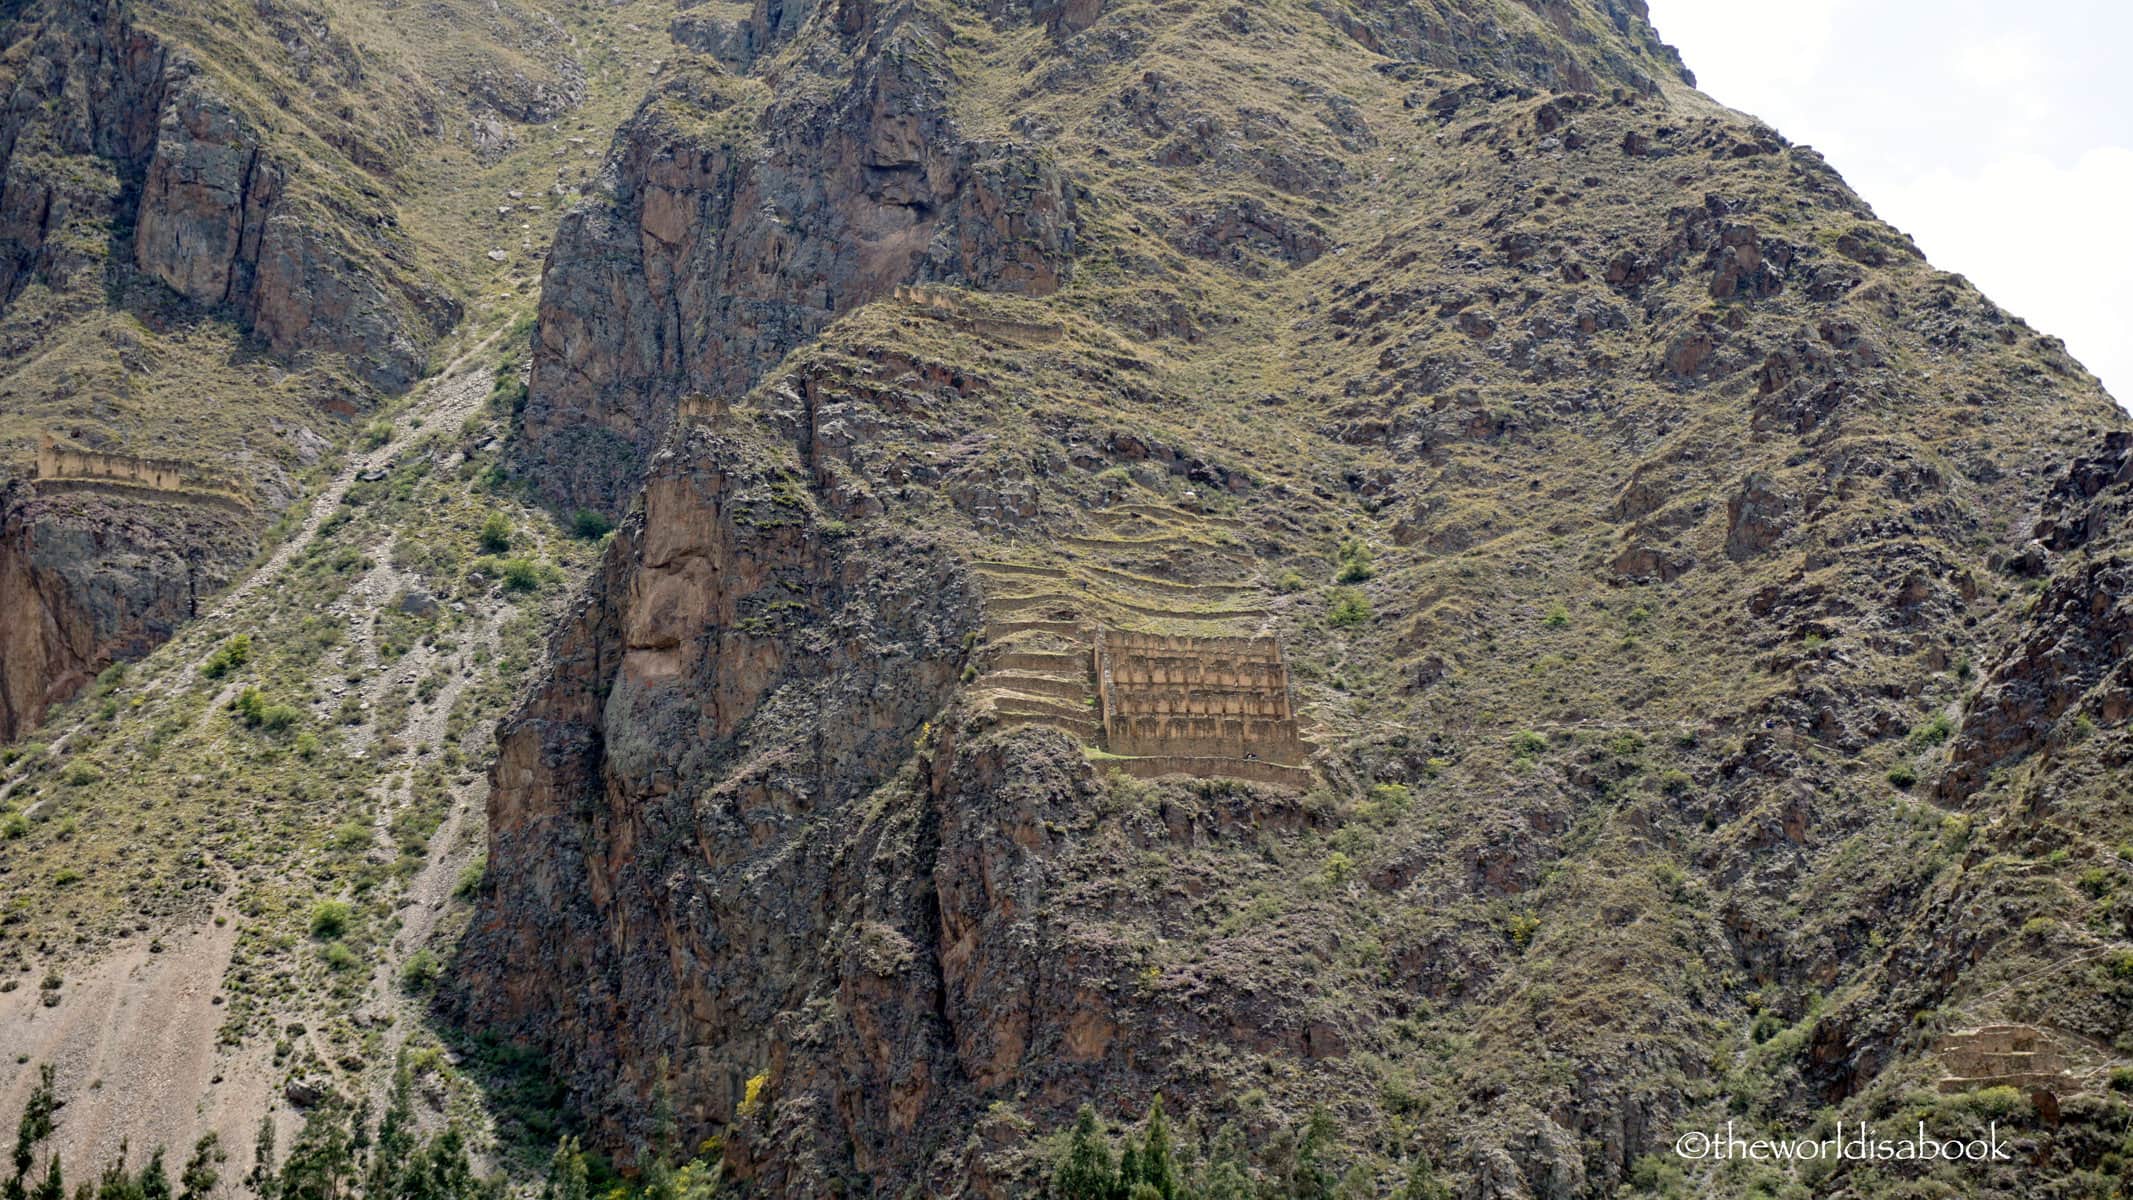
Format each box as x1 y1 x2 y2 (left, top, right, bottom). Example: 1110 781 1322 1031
0 359 504 1174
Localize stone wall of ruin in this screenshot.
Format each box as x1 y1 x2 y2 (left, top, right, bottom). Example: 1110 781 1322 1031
32 435 244 504
1094 629 1308 763
1934 1025 2075 1093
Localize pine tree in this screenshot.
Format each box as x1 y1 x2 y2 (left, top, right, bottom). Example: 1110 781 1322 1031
397 1128 478 1200
178 1135 223 1200
244 1117 276 1200
1050 1107 1115 1200
10 1065 59 1200
93 1142 138 1200
1286 1108 1338 1200
1395 1152 1448 1200
1137 1098 1176 1200
1116 1140 1142 1200
540 1138 587 1200
1196 1123 1250 1200
363 1057 416 1200
30 1156 61 1200
275 1102 355 1200
137 1148 169 1200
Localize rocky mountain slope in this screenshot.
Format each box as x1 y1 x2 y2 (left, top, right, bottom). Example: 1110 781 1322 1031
6 0 2133 1198
455 0 2133 1195
0 0 651 739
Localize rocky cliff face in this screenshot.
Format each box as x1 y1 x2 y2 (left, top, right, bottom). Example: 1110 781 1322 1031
130 71 460 393
460 407 984 1157
0 0 491 739
0 483 249 740
513 1 1078 514
0 0 457 392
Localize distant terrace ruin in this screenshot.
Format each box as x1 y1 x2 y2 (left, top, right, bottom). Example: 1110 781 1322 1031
1094 630 1308 764
32 435 249 507
894 284 1065 344
1936 1025 2079 1096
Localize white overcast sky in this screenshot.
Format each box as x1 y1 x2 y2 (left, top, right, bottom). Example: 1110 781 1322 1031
1645 0 2131 406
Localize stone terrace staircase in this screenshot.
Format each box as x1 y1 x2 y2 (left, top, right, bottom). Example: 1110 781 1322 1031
1935 1025 2080 1096
961 498 1314 787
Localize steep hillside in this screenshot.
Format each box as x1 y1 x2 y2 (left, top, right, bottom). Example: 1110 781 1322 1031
0 0 671 1177
6 0 2133 1198
457 0 2133 1197
0 0 662 738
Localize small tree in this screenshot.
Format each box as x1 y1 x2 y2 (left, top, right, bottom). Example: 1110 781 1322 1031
178 1135 223 1200
1196 1123 1251 1200
1051 1107 1115 1200
540 1139 587 1200
140 1147 173 1200
1137 1097 1177 1200
570 510 613 540
1397 1152 1450 1200
8 1064 57 1200
245 1117 277 1200
1287 1108 1339 1200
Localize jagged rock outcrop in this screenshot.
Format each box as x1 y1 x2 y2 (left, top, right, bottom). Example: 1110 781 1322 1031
0 482 249 740
131 72 459 391
1941 431 2133 803
0 0 475 738
512 4 1077 514
0 0 168 306
458 410 986 1163
0 0 458 391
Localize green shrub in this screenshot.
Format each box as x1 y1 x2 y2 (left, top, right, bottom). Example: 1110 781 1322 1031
500 558 541 592
1510 730 1548 759
1334 538 1375 583
489 374 528 416
1909 714 1955 748
231 687 266 724
320 942 361 973
400 948 441 993
310 900 353 940
362 419 393 449
2109 1066 2133 1094
569 509 613 540
1949 1086 2030 1121
258 703 301 732
454 856 487 900
202 634 253 679
478 512 513 553
1275 569 1307 593
2079 867 2116 899
330 821 372 853
1320 852 1356 887
1542 602 1571 629
1327 589 1371 627
1366 782 1413 819
1886 763 1918 789
1 812 27 840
